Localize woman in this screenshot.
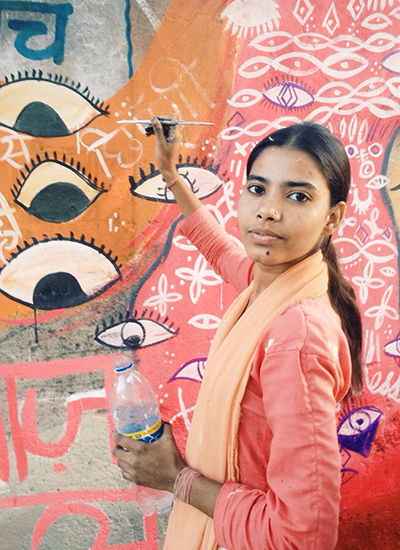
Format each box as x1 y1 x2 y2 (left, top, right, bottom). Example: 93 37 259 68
112 118 363 549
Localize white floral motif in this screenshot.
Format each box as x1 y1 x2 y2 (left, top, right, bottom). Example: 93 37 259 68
143 273 182 316
365 285 399 330
352 261 385 304
175 254 223 304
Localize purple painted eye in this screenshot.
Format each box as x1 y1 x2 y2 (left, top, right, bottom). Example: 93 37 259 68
384 332 400 366
263 81 314 110
382 50 400 74
169 357 207 383
337 406 382 457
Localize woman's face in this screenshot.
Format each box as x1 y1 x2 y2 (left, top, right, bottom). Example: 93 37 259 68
237 146 339 271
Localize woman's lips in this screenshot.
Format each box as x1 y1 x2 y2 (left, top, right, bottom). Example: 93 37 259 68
248 231 282 245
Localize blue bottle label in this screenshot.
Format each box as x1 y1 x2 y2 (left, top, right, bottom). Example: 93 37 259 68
122 419 163 443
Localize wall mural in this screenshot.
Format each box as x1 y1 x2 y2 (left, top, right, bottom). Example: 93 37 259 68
0 0 399 548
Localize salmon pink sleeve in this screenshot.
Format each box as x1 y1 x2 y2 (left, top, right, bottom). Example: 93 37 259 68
214 306 346 550
179 206 253 294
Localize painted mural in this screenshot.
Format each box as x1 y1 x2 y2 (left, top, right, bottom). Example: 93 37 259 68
0 0 399 548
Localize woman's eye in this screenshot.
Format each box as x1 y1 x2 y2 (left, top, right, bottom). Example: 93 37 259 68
289 191 309 202
248 184 265 195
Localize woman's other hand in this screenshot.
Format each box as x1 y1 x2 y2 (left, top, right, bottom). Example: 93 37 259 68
152 115 182 182
112 422 186 492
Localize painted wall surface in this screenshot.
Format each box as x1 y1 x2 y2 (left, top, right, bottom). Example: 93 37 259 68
0 0 399 548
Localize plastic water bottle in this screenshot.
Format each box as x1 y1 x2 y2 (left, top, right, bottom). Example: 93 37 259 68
109 355 174 516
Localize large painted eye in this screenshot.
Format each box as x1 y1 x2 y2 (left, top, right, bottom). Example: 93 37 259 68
0 71 109 137
337 406 383 457
95 310 179 349
263 80 314 110
0 235 121 309
12 153 107 222
129 157 223 203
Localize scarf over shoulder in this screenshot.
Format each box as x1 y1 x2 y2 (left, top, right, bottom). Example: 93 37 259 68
164 250 345 550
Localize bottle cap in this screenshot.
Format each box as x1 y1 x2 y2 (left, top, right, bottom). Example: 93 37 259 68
114 356 134 373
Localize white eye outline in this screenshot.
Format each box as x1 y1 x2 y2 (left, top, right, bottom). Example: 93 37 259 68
361 12 393 30
0 70 109 137
0 234 121 309
227 88 264 108
263 80 314 110
169 357 207 383
95 310 179 349
337 406 383 457
129 157 224 203
11 152 107 223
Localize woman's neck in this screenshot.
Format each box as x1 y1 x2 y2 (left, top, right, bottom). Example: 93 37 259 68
251 262 287 301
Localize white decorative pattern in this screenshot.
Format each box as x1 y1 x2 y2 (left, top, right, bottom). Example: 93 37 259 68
322 3 340 35
143 273 182 316
293 0 314 25
347 0 365 20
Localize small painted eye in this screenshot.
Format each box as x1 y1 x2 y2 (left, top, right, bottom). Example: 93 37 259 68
337 406 383 457
129 157 223 203
382 50 400 74
11 153 107 222
0 70 109 137
361 13 392 30
0 235 121 309
263 81 314 109
95 310 179 349
383 332 400 364
169 357 207 383
227 88 263 108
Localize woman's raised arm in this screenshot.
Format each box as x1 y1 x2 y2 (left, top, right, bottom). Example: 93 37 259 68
152 116 202 218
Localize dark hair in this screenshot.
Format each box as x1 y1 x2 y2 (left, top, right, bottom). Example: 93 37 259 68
247 122 363 397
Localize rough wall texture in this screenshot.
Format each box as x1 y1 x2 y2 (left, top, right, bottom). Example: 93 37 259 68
0 0 399 548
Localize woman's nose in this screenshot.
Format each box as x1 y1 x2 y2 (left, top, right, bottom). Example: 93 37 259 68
256 201 281 221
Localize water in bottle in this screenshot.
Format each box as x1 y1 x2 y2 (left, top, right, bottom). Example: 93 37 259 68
109 355 174 516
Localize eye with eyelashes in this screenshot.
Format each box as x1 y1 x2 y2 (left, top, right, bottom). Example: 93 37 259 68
263 78 315 110
11 151 107 223
0 233 122 310
0 70 109 137
129 156 225 203
95 309 179 349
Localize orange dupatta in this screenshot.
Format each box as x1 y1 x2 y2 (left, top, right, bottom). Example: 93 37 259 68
164 251 329 550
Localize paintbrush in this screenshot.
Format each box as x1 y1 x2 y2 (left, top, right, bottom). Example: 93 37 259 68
118 117 214 138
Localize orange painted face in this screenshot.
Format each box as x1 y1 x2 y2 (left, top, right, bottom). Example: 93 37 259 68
0 0 235 358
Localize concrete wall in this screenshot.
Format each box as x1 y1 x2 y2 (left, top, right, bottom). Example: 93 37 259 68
0 0 399 548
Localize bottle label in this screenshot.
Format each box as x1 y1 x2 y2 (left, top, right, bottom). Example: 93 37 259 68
123 419 163 443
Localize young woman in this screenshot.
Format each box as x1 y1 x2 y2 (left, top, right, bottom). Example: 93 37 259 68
112 118 363 550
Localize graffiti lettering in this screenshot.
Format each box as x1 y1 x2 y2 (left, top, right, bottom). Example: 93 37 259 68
0 191 21 266
0 1 73 64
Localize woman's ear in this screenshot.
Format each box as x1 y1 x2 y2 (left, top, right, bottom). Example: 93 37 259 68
322 201 346 236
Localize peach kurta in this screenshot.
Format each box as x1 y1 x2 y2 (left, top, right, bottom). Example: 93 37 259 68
179 206 351 550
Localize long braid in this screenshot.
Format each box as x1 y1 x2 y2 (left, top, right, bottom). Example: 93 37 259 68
324 239 363 396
